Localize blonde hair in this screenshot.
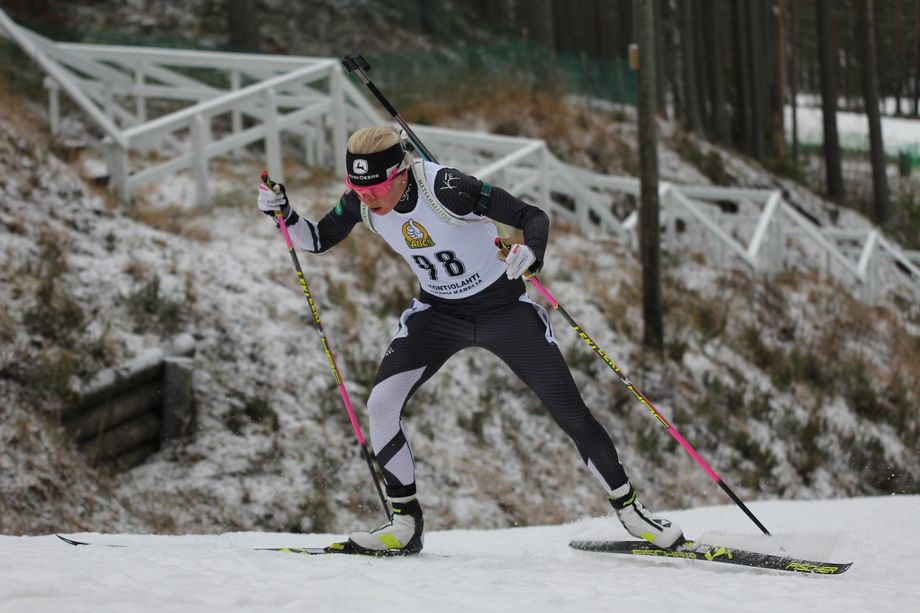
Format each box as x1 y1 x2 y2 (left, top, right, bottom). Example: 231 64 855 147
347 126 413 165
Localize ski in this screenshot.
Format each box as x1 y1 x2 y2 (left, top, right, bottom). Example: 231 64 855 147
255 541 419 557
55 534 418 557
569 539 852 575
55 534 126 548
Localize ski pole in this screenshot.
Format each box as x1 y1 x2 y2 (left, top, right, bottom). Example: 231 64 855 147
342 52 517 238
342 52 437 163
496 238 772 536
262 171 389 522
343 51 766 533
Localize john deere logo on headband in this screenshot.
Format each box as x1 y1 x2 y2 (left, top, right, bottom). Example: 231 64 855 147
353 159 368 174
402 219 435 249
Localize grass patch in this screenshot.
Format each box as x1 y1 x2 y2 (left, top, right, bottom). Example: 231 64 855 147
224 395 280 436
23 347 82 403
21 231 86 345
671 132 731 185
119 275 184 335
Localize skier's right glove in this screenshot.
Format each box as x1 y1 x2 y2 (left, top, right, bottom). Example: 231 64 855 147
258 179 297 226
501 243 538 279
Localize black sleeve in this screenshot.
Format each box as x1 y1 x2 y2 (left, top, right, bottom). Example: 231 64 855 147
432 167 549 264
314 191 364 252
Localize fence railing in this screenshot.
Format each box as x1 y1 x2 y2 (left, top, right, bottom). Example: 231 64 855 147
2 8 917 304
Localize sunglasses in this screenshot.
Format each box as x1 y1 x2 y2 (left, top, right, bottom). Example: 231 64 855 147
345 163 406 198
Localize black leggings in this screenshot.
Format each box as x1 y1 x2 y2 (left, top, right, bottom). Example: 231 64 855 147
366 290 630 499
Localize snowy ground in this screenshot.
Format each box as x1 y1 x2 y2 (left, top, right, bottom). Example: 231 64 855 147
788 104 920 153
1 496 917 613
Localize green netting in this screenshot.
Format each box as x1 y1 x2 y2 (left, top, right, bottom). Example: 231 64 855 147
898 145 920 174
363 42 636 109
798 139 920 172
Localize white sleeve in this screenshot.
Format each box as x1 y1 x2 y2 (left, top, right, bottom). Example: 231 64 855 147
286 216 322 253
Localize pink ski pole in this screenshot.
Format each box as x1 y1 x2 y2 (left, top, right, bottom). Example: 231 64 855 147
496 238 770 536
265 171 389 521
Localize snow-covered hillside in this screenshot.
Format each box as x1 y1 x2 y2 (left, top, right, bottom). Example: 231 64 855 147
1 50 919 541
2 497 917 613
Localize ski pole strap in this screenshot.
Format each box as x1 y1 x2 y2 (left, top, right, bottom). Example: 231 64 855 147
477 181 493 215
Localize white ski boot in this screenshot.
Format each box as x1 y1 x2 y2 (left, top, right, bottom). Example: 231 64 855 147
610 486 683 549
347 496 424 555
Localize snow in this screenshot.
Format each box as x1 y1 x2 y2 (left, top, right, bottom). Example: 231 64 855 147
2 37 919 613
787 104 920 154
1 496 917 613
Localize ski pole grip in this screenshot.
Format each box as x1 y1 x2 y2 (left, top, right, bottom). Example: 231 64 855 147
341 52 399 117
261 170 282 193
494 237 559 308
342 52 370 73
260 170 277 190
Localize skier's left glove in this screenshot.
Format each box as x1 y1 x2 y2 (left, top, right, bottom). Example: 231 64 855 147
258 180 298 226
502 243 538 279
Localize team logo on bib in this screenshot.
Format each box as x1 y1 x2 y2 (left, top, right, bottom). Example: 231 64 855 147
402 219 435 249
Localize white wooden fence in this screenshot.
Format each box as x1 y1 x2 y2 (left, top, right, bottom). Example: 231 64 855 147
2 8 917 304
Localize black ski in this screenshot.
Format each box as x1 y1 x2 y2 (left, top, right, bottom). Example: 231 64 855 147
255 541 418 557
55 534 126 548
569 539 852 575
55 534 417 557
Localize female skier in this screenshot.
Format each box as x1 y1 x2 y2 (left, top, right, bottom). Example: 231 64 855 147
258 126 682 555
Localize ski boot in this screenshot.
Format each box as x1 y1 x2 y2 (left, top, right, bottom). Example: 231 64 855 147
610 486 683 549
347 496 424 556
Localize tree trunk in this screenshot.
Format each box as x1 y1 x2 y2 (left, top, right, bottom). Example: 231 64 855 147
748 0 768 159
789 0 800 162
774 0 788 159
678 0 703 133
654 0 669 117
517 0 555 49
732 1 755 154
226 0 260 52
663 0 683 122
914 0 920 115
704 0 730 143
594 0 619 58
693 0 712 136
914 4 920 117
552 0 595 54
633 0 664 353
842 4 860 112
816 0 846 199
893 0 904 115
618 0 634 60
858 0 891 223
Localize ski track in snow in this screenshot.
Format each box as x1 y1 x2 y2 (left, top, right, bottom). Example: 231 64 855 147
1 497 918 613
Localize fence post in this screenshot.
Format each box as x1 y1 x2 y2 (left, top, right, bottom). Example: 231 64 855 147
190 113 211 206
102 82 115 122
330 65 347 178
161 356 195 443
765 213 783 274
45 77 60 136
134 63 147 123
230 69 242 159
104 136 130 203
859 230 880 303
538 143 550 212
263 87 283 182
576 186 590 234
661 184 676 250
